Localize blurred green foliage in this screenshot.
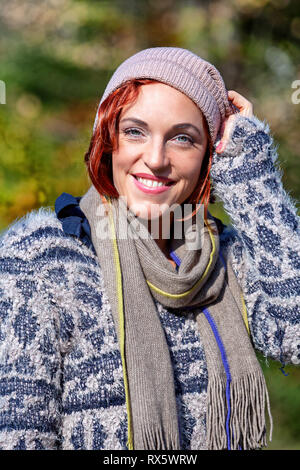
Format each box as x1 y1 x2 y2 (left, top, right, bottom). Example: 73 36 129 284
0 0 299 449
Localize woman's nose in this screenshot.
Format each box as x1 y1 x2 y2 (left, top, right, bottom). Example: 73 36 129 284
142 141 170 170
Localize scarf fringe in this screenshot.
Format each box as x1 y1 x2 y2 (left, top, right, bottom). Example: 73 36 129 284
206 372 273 450
139 424 181 450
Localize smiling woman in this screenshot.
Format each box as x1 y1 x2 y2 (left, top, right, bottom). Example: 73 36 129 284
114 83 207 203
111 82 208 258
85 78 212 262
0 47 299 451
85 78 212 215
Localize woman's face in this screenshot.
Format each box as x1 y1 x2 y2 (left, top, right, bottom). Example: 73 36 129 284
112 82 208 220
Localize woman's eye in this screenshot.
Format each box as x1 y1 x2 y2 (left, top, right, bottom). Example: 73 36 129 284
123 128 143 138
174 134 194 145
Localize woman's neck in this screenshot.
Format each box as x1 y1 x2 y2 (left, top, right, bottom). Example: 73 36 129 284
147 215 178 269
155 237 177 268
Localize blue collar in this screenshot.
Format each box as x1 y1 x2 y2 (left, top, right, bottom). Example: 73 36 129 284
55 192 95 253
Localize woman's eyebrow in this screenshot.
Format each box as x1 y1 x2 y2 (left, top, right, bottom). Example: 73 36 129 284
120 117 203 137
172 122 203 137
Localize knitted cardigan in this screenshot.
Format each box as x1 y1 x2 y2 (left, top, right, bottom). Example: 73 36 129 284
0 115 299 450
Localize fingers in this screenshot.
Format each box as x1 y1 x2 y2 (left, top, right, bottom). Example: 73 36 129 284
215 90 254 154
228 90 253 117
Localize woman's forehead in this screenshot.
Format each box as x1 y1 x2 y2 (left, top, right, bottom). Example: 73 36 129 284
120 82 205 125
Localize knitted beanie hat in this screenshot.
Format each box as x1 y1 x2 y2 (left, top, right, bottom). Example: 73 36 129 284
93 47 236 143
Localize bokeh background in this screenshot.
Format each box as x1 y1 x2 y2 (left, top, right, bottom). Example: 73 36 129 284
0 0 299 449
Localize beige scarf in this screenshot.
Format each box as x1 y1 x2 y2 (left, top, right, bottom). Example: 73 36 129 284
79 185 272 450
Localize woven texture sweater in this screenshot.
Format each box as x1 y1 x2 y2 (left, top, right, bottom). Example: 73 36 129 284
0 115 299 450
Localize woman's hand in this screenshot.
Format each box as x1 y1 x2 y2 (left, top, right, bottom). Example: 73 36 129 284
216 90 253 154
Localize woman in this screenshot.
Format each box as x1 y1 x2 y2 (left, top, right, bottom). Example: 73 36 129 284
0 47 299 451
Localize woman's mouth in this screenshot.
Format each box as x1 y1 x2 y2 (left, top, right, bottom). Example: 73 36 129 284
131 175 175 194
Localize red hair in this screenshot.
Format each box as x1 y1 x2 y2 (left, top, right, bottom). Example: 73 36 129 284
84 78 215 221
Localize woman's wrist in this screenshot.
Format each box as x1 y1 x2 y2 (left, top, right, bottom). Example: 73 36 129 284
212 114 272 162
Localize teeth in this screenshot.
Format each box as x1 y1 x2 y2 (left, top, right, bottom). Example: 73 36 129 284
136 177 166 188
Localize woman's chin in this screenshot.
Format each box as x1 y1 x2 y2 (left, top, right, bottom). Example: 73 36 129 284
128 203 173 223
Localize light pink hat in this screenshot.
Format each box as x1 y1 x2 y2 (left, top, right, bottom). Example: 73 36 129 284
93 47 236 143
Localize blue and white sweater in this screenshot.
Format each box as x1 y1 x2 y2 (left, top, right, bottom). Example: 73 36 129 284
0 115 299 450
